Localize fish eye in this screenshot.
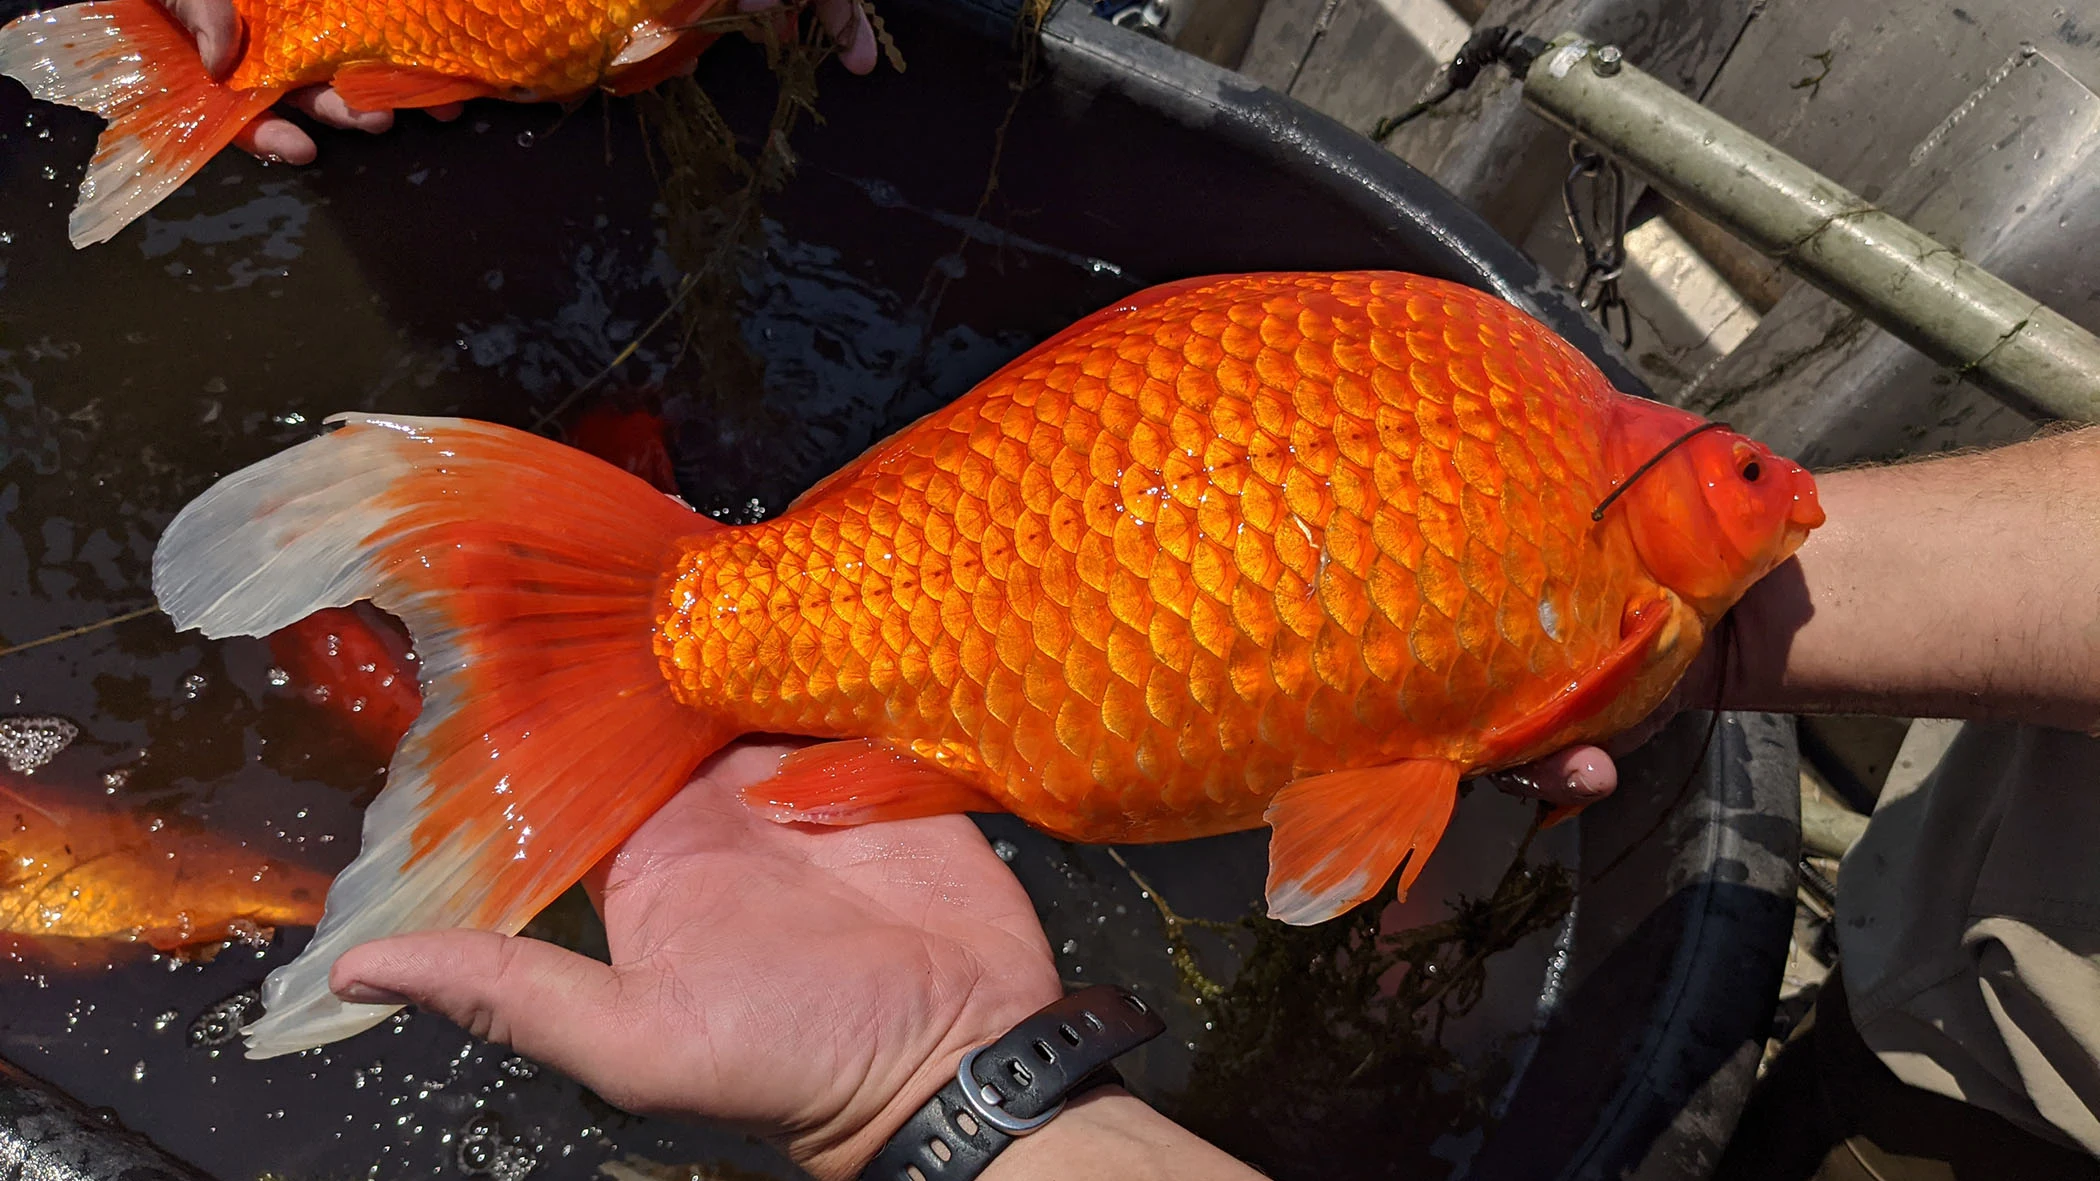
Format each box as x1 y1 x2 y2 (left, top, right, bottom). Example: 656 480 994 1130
1741 460 1762 483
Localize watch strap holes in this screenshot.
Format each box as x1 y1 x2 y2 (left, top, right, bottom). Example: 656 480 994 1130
1030 1039 1056 1064
1057 1023 1082 1047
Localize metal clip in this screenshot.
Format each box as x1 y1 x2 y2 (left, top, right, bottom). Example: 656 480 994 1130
1562 141 1634 349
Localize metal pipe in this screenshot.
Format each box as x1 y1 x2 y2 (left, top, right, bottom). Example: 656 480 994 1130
1515 32 2100 425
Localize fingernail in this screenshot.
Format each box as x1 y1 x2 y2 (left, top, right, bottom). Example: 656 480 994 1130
334 981 410 1005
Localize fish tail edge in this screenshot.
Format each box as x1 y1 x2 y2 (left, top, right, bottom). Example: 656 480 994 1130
0 0 283 247
152 414 730 1058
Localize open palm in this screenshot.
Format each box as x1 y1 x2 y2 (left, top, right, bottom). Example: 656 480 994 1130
330 740 1062 1180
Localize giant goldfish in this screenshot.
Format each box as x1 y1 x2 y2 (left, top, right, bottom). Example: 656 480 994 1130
0 0 870 248
151 271 1824 1057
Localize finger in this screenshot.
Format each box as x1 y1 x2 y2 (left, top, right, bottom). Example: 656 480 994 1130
167 0 240 79
332 929 627 1077
814 0 878 74
286 86 396 134
1491 745 1619 808
231 113 319 165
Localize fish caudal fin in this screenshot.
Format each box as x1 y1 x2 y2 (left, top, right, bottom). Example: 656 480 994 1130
152 415 727 1058
0 0 284 248
1262 758 1462 925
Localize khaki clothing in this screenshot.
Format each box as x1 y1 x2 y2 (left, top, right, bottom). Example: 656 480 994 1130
1836 722 2100 1157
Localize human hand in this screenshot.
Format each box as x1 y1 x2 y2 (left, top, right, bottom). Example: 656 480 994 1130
166 0 461 165
327 740 1062 1181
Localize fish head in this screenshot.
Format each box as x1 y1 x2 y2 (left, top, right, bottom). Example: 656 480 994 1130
1604 397 1825 622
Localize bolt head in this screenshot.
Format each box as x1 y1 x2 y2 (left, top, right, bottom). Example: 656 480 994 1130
1593 45 1624 75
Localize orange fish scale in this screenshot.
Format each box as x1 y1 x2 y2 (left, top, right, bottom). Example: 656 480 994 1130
227 0 673 94
656 273 1656 843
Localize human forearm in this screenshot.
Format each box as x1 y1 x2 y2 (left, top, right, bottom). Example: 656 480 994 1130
1725 425 2100 731
978 1088 1265 1181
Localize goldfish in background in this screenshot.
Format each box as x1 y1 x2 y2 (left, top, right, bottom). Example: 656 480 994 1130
150 271 1824 1057
266 604 423 762
564 402 680 495
0 0 874 248
0 774 331 966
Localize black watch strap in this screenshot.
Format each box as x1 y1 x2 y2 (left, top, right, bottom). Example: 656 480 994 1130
857 985 1166 1181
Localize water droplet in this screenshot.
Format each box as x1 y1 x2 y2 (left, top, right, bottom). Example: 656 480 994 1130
267 667 292 687
992 839 1019 862
1060 939 1078 955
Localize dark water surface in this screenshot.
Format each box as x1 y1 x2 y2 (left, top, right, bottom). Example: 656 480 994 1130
0 11 1575 1179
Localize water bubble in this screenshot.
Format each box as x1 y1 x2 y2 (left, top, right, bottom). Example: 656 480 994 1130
498 1056 537 1080
0 715 79 773
267 667 292 687
992 839 1019 862
188 990 261 1047
1060 939 1079 955
151 1009 181 1033
41 165 56 180
179 673 209 700
0 231 12 245
515 130 536 148
130 1060 147 1082
274 411 307 425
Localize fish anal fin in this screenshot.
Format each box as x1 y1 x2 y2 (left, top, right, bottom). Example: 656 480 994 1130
1263 758 1462 926
1486 593 1680 762
742 738 1006 826
330 62 496 110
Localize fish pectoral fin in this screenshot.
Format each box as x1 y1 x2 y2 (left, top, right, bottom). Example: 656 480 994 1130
1484 593 1678 759
1262 758 1462 926
330 62 496 111
741 738 1007 826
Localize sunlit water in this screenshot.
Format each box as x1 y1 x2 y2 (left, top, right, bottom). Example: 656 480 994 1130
0 14 1574 1179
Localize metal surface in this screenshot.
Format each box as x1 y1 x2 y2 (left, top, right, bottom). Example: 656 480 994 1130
1518 33 2100 429
1674 37 2100 465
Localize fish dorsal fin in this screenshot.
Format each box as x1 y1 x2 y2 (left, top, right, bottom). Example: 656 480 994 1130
1483 593 1679 762
330 62 496 111
1263 758 1462 926
742 738 1007 825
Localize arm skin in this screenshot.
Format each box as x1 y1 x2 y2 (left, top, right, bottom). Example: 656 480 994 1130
1514 423 2100 802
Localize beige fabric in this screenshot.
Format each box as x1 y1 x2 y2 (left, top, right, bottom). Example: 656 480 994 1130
1836 721 2100 1157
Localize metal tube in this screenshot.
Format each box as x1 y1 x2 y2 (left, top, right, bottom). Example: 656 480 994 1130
1516 33 2100 425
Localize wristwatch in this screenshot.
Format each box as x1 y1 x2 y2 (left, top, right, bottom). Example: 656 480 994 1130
857 985 1167 1181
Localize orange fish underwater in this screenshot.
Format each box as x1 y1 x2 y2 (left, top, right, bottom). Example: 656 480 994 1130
0 774 331 966
151 271 1823 1057
0 0 742 247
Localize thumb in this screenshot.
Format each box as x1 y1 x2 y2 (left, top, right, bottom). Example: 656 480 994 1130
331 930 625 1077
166 0 241 79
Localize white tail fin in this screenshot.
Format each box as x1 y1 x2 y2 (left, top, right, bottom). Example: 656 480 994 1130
0 0 284 247
153 415 730 1057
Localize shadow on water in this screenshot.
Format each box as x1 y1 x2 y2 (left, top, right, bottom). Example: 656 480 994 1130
0 0 1773 1177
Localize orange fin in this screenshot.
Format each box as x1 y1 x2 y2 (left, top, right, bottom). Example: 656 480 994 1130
0 0 284 247
743 738 1005 825
154 415 730 1058
1263 758 1462 926
330 62 497 110
1486 594 1675 759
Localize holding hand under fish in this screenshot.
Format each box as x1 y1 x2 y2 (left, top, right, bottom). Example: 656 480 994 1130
0 0 877 248
149 271 1823 1058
